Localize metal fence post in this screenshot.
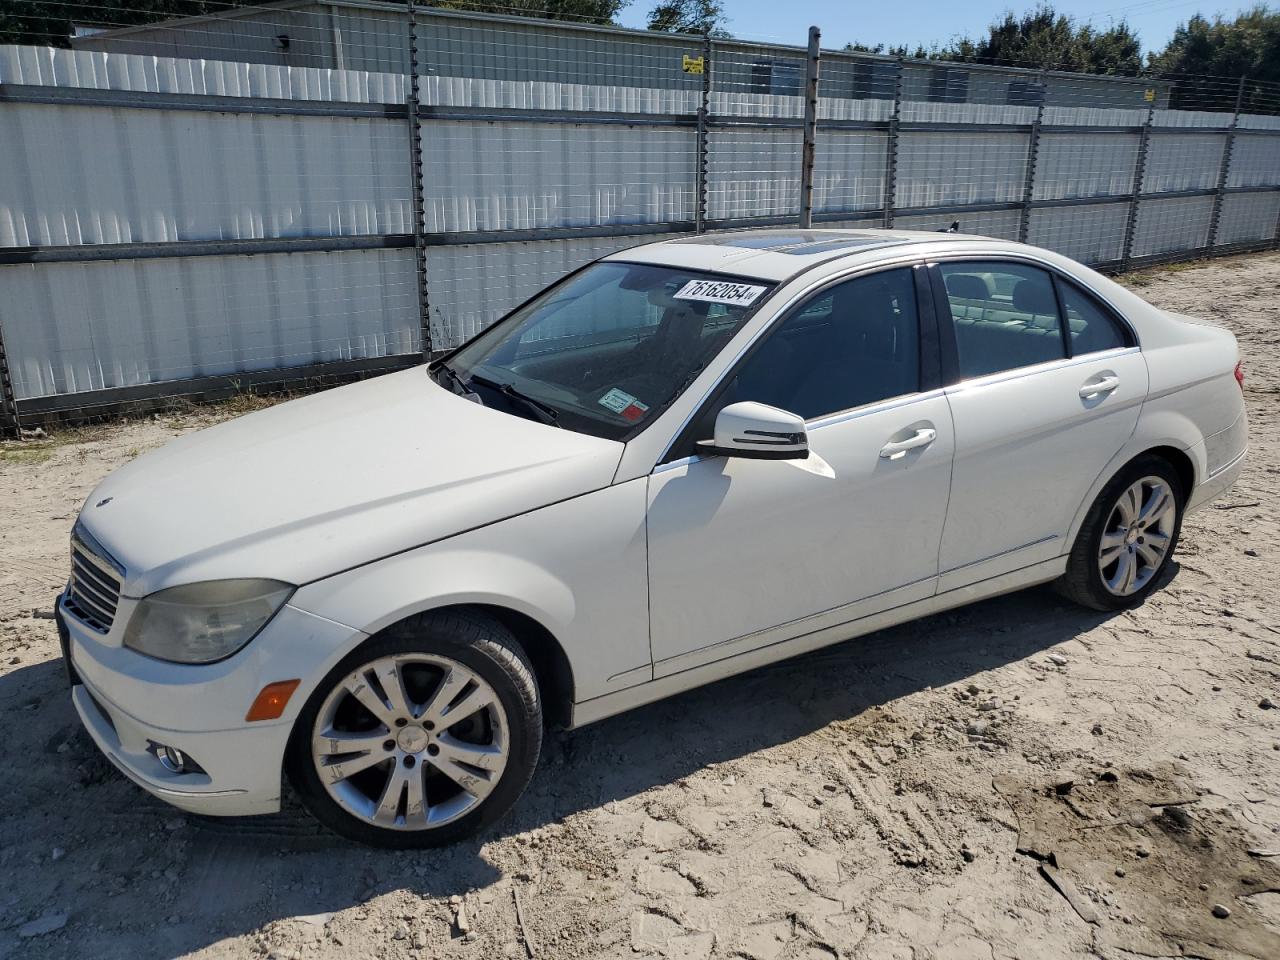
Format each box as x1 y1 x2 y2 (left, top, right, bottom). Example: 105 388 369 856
798 26 821 229
1120 99 1156 270
406 0 432 359
694 30 712 234
1207 75 1246 251
1018 71 1047 244
882 58 904 229
0 316 20 438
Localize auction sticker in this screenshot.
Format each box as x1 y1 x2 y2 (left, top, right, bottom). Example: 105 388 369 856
673 279 768 308
599 387 650 422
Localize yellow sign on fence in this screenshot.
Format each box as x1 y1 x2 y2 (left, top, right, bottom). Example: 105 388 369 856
682 55 705 75
1144 88 1156 102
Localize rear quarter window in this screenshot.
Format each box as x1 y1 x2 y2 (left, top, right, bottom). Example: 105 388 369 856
1059 280 1132 355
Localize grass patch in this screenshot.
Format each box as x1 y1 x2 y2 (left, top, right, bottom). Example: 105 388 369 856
0 444 55 467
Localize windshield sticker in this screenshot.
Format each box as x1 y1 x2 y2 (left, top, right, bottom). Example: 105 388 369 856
599 387 650 422
673 279 768 307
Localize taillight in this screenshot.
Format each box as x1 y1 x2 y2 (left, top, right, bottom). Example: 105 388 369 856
1234 361 1245 392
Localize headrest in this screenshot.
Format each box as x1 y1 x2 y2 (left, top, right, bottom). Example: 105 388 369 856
1011 278 1058 316
945 274 989 301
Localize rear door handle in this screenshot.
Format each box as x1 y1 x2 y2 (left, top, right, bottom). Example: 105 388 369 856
1080 375 1120 400
879 427 937 460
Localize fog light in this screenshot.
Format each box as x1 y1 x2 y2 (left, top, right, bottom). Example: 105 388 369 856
159 745 188 773
149 742 204 774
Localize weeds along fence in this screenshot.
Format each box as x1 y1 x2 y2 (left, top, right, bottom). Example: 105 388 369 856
2 3 1280 431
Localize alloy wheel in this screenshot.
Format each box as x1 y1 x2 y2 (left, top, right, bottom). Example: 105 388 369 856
311 654 509 830
1097 475 1177 597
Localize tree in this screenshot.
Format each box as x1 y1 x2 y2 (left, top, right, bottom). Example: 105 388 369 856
1148 6 1280 111
936 5 1141 74
843 41 928 59
645 0 724 36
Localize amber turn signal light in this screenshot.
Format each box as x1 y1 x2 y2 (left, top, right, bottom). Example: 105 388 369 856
245 679 301 721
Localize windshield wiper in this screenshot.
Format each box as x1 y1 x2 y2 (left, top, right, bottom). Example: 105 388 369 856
431 361 476 398
468 373 562 428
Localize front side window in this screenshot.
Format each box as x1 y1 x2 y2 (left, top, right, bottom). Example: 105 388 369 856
442 262 773 441
940 261 1066 379
725 267 921 421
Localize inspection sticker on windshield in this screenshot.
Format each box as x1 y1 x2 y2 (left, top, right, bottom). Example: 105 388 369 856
599 387 650 422
673 279 767 307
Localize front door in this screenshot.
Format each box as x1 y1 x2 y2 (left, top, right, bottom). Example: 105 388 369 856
645 265 955 676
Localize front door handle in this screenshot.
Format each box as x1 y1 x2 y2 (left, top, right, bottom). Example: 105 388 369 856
879 427 937 460
1080 375 1120 400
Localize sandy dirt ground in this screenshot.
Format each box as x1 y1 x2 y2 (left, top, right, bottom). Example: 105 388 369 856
1 253 1278 960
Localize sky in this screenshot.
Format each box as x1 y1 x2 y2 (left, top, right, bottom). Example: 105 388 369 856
615 0 1262 56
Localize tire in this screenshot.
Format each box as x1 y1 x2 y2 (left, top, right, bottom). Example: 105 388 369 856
286 609 542 848
1056 454 1186 612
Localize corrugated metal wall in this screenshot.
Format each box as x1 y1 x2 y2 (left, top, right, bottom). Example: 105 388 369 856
1218 192 1280 246
1034 134 1139 200
896 131 1029 208
1143 133 1226 193
5 249 418 400
421 122 696 232
2 21 1277 415
1029 203 1130 264
0 102 412 246
1132 195 1215 258
813 130 888 214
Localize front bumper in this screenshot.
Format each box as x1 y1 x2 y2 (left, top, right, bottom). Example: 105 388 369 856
59 594 366 817
71 681 286 816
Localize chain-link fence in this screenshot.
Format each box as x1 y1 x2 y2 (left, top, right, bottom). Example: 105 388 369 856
2 2 1279 431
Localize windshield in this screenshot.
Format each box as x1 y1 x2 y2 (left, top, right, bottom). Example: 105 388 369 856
437 262 774 441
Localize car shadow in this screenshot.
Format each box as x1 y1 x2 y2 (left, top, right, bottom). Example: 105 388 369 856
1 581 1129 958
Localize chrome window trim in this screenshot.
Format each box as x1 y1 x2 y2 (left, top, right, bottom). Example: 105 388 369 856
805 387 946 432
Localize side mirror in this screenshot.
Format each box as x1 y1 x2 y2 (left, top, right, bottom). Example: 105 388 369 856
696 401 809 461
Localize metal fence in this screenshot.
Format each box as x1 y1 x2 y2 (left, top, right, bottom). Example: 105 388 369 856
2 5 1280 432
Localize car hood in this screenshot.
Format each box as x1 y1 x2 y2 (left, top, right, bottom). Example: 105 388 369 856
79 368 624 596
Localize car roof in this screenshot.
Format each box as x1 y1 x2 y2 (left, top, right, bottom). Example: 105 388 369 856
603 228 999 282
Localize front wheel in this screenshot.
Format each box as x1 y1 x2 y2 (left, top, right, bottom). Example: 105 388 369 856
1056 455 1185 611
286 610 542 848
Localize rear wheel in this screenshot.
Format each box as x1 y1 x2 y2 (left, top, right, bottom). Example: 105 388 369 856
1056 455 1185 611
286 610 542 848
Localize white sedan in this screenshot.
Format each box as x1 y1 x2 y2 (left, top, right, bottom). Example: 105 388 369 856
57 229 1248 847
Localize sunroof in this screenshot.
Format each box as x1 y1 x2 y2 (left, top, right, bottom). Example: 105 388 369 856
679 232 897 255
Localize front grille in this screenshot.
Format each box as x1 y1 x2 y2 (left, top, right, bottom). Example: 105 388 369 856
66 526 124 634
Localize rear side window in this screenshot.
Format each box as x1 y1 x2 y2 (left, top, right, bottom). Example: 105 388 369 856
1059 280 1130 354
940 262 1066 379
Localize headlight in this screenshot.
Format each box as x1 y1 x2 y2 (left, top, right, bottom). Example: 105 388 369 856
123 579 294 664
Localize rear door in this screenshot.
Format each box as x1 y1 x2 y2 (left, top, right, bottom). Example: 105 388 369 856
931 258 1148 591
